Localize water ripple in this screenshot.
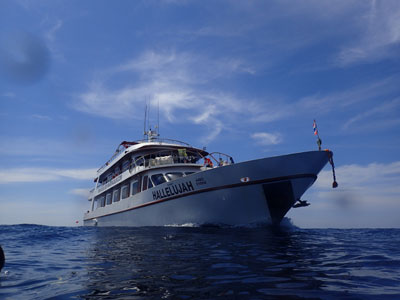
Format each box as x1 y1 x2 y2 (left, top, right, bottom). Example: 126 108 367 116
0 226 399 299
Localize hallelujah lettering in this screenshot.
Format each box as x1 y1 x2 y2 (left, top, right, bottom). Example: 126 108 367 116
152 181 195 200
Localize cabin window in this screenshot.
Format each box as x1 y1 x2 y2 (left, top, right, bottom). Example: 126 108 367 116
138 176 142 192
131 180 138 196
165 172 183 181
107 173 113 182
121 185 129 199
122 160 130 172
156 154 173 165
142 175 148 191
113 188 120 202
148 177 154 188
106 193 112 205
135 156 145 167
185 172 195 176
114 167 121 176
92 198 97 211
188 153 198 163
151 174 167 185
100 196 105 207
96 196 105 208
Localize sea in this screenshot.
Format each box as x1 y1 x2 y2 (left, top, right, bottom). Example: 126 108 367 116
0 223 399 300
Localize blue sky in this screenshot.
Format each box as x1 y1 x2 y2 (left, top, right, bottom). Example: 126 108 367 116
0 0 399 227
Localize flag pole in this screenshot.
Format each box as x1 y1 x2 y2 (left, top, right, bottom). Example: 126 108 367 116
313 119 322 150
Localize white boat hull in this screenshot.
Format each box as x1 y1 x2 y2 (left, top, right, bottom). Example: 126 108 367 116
84 151 330 226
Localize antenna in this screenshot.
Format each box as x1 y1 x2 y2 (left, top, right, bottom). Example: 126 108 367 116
144 103 147 138
147 98 150 134
157 99 160 137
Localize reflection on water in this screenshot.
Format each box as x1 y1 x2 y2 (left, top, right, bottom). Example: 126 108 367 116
0 225 399 299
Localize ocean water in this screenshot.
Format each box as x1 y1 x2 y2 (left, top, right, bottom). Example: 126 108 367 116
0 224 399 299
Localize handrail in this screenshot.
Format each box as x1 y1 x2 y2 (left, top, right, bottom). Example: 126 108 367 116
130 149 201 173
95 148 203 189
208 152 234 166
97 138 197 173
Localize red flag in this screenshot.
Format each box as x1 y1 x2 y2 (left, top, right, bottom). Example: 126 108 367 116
313 120 318 136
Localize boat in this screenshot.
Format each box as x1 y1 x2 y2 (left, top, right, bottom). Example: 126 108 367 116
83 128 336 227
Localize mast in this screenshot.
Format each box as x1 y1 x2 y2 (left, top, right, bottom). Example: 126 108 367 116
143 104 147 139
143 100 160 142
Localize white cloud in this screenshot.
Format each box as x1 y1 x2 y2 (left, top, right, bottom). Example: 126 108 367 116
342 98 400 131
0 167 97 184
337 0 400 65
298 77 398 112
251 132 282 146
294 76 400 133
31 114 52 120
1 92 16 98
0 136 93 157
0 197 88 226
316 160 400 187
69 188 91 198
314 161 400 207
289 160 400 228
44 19 63 42
74 50 272 143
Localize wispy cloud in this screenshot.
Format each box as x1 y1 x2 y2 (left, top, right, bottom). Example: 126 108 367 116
31 114 52 121
337 0 400 66
44 19 63 42
297 76 400 113
69 188 91 198
294 76 400 133
1 92 16 98
0 136 93 157
0 167 97 184
251 132 282 146
343 98 400 131
74 51 272 142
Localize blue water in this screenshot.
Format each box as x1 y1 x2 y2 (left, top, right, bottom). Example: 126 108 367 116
0 224 399 299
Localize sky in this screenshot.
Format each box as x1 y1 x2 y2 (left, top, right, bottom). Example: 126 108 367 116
0 0 399 228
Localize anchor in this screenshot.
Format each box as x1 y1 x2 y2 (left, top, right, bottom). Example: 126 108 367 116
293 199 310 208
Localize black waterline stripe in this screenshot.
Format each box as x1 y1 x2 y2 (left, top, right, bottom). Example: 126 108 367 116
84 173 317 221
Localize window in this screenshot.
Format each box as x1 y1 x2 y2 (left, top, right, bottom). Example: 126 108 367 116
96 196 105 208
142 175 148 191
107 173 113 182
165 172 183 181
122 160 130 172
131 180 139 196
121 185 129 199
115 167 121 175
151 174 167 185
113 188 120 202
136 157 145 167
106 193 112 205
148 177 154 188
92 198 97 211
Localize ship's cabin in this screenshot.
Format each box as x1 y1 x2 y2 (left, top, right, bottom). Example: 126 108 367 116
93 169 197 209
96 146 206 188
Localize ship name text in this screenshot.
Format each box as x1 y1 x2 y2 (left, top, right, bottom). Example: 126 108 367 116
152 181 195 201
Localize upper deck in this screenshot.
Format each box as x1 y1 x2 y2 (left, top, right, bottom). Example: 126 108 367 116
95 137 208 182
